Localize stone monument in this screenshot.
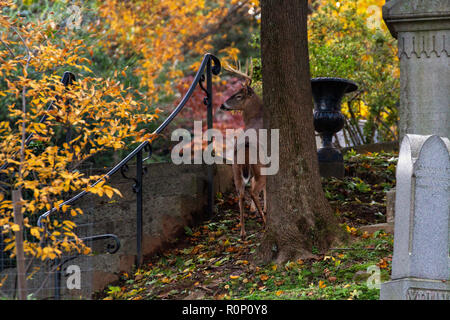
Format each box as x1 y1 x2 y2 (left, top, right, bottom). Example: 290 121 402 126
383 0 450 140
380 134 450 300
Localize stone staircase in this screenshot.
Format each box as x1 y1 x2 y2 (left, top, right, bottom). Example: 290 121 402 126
64 162 232 298
0 162 233 299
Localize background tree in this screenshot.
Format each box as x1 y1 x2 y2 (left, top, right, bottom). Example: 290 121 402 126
258 0 342 263
248 0 399 145
95 0 260 100
2 0 260 163
308 0 399 144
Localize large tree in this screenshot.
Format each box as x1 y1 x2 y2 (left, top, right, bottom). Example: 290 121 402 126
258 0 342 263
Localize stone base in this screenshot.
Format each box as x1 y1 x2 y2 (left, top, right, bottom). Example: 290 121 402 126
318 161 344 179
380 278 450 300
360 222 394 234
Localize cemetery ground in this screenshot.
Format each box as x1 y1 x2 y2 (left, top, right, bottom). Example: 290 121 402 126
99 151 397 300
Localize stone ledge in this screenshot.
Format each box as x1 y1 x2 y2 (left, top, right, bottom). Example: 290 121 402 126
383 0 450 38
381 278 450 300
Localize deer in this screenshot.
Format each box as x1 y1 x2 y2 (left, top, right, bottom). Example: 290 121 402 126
220 61 267 240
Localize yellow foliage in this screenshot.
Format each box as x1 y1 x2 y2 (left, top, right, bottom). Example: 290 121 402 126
96 0 257 99
0 2 159 262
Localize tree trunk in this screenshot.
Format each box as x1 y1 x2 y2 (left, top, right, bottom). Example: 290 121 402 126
258 0 342 263
12 189 27 299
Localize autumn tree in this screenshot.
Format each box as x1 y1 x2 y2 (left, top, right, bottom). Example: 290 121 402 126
258 0 341 263
0 1 158 298
96 0 260 101
308 0 399 144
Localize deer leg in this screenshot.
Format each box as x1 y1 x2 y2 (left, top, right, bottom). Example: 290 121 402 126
263 184 267 213
233 164 247 240
238 188 246 240
250 176 266 225
250 177 257 213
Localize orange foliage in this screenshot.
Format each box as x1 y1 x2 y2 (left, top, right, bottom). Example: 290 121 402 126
95 0 259 101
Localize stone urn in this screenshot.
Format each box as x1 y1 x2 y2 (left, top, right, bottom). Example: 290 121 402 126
311 77 358 178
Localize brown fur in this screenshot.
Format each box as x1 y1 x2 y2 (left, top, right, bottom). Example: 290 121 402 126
221 85 266 240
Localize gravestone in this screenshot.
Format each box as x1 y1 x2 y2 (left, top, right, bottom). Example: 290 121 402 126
383 0 450 141
380 134 450 300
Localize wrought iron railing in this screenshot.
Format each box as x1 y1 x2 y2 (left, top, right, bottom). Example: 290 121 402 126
36 53 221 273
1 53 220 299
52 233 121 299
0 71 124 299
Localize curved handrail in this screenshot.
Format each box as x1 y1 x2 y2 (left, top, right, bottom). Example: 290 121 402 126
37 53 221 227
64 233 121 255
50 233 120 300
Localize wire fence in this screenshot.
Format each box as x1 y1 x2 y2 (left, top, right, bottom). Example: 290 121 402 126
0 211 96 300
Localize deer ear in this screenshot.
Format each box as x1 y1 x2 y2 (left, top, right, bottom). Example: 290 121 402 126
246 86 254 96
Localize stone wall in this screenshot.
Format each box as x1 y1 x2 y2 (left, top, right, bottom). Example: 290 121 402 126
0 163 234 299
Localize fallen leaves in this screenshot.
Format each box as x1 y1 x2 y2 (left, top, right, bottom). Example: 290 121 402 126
259 274 269 281
377 256 392 269
135 274 143 281
274 280 284 286
362 231 371 239
100 186 393 301
161 277 171 284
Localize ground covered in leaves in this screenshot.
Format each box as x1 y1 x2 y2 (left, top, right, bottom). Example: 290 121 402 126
99 151 397 300
326 150 397 227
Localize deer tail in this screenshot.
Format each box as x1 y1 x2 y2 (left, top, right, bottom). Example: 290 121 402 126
242 164 251 185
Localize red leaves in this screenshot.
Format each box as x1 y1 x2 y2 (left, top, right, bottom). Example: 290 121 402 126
171 76 245 146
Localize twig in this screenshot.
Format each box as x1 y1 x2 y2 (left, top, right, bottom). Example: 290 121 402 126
10 26 32 181
0 34 24 69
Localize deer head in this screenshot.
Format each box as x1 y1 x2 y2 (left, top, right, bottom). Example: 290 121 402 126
220 59 262 119
220 85 256 112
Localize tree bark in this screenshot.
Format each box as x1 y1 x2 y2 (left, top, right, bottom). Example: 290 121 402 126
258 0 342 263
